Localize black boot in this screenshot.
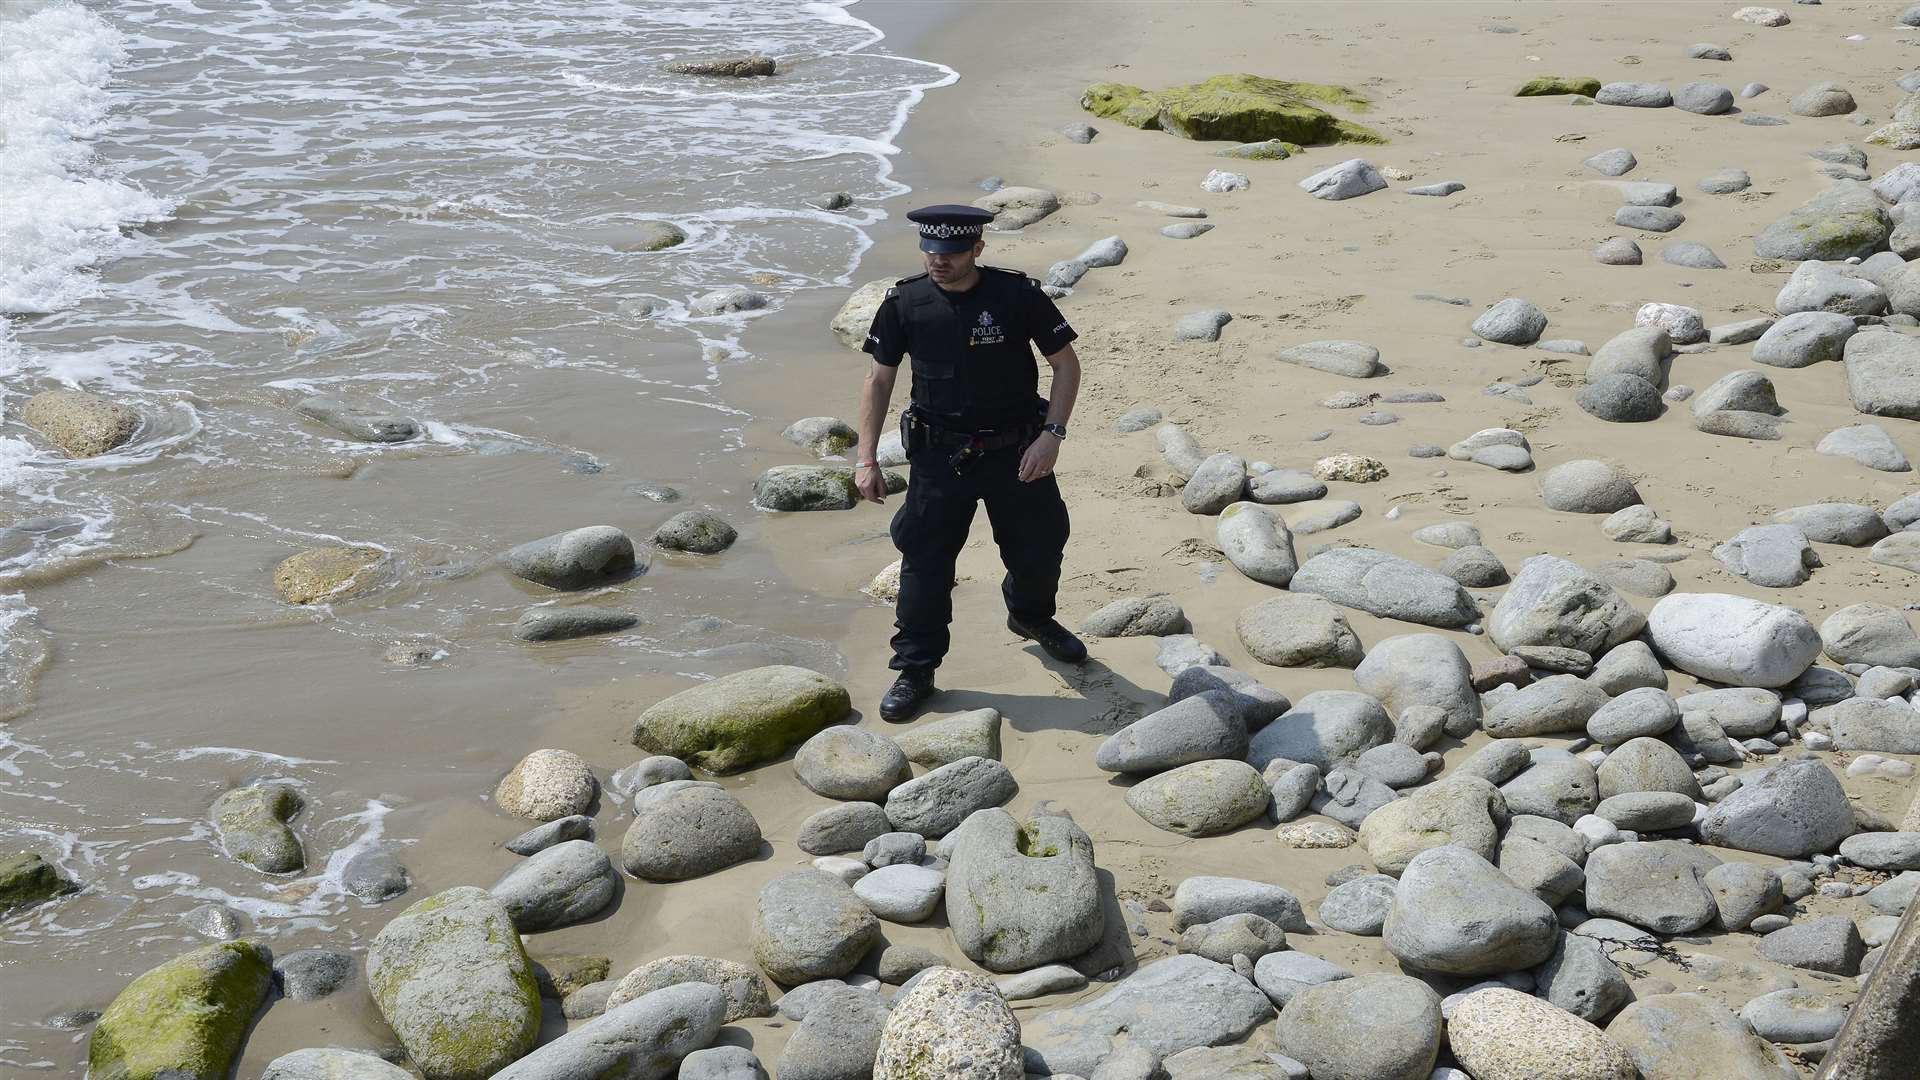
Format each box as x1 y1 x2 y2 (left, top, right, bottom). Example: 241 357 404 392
879 669 936 723
1008 614 1088 663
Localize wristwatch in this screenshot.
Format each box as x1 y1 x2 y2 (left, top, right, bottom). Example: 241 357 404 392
1041 423 1068 440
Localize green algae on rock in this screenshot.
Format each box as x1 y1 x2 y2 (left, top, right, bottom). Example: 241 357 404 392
1515 75 1602 97
368 886 540 1080
0 851 78 912
1214 138 1303 160
88 940 273 1080
629 664 852 774
1080 74 1385 146
211 782 305 874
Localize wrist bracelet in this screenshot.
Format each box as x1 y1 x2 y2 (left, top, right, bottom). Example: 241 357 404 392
857 461 879 469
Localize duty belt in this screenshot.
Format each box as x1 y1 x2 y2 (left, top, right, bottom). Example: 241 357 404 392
904 409 1036 475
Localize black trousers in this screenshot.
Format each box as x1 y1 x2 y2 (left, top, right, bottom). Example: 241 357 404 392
888 441 1070 673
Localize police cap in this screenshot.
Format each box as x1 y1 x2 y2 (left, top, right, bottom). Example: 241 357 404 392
905 204 994 253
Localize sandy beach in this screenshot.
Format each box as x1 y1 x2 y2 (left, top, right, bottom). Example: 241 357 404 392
14 0 1920 1075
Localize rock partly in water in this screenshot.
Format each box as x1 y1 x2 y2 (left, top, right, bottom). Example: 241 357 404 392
88 941 274 1080
367 887 541 1080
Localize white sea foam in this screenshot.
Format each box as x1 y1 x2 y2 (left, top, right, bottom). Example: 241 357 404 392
0 1 173 315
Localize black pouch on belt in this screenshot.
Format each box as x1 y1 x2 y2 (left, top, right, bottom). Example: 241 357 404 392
903 411 929 456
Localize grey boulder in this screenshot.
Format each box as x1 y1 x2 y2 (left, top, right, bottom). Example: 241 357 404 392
884 756 1016 837
1489 555 1646 656
1473 298 1550 346
491 983 725 1080
751 872 881 985
945 809 1103 972
490 839 617 932
1288 547 1478 628
1699 757 1854 856
1096 690 1249 774
1583 841 1719 934
1274 973 1442 1080
1019 954 1276 1076
1382 847 1559 976
1352 633 1480 739
504 526 638 590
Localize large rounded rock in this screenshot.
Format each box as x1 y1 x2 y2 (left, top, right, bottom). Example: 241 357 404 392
797 802 891 856
1451 989 1636 1080
1172 875 1309 933
891 708 1002 768
1754 184 1890 262
1277 339 1383 378
652 510 737 555
873 967 1021 1080
211 782 304 874
1358 777 1508 876
619 784 762 881
1847 329 1920 419
489 839 617 932
1752 310 1856 368
884 756 1017 837
1352 633 1481 739
1647 593 1820 688
504 526 637 590
1606 993 1797 1079
1588 326 1672 385
273 546 386 604
1699 757 1853 856
1124 759 1269 836
1577 374 1663 422
1235 593 1362 667
1183 452 1248 514
1583 841 1719 934
1383 847 1558 976
1289 547 1477 628
88 941 274 1080
21 389 140 457
1274 973 1442 1080
1532 931 1632 1023
1247 690 1393 773
1588 687 1680 745
1019 954 1275 1076
751 872 881 985
491 983 725 1080
495 749 597 822
1079 596 1189 638
1821 602 1920 667
367 887 540 1080
1490 556 1646 656
777 984 889 1080
945 809 1103 972
1597 737 1700 800
830 279 893 350
1817 696 1920 752
630 665 851 774
1541 460 1641 513
1500 750 1600 825
793 726 908 801
1216 502 1298 587
261 1049 414 1080
1095 690 1248 775
1473 298 1549 346
604 955 772 1022
1483 675 1609 738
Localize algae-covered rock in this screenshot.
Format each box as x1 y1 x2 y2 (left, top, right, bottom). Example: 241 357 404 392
831 279 894 351
753 464 903 511
21 389 141 457
211 782 304 874
1754 184 1892 261
629 665 852 774
1081 74 1386 146
88 940 274 1080
273 545 385 604
367 886 540 1080
1517 76 1603 97
0 851 78 911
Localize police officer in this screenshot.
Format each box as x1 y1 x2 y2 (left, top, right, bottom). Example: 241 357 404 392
853 204 1087 722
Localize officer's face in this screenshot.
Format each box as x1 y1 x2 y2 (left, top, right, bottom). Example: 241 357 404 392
923 240 984 284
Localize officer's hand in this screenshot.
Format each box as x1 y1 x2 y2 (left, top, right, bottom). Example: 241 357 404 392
1019 435 1060 483
855 464 888 504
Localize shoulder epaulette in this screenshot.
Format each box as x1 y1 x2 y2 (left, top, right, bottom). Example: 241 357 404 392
894 272 930 287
